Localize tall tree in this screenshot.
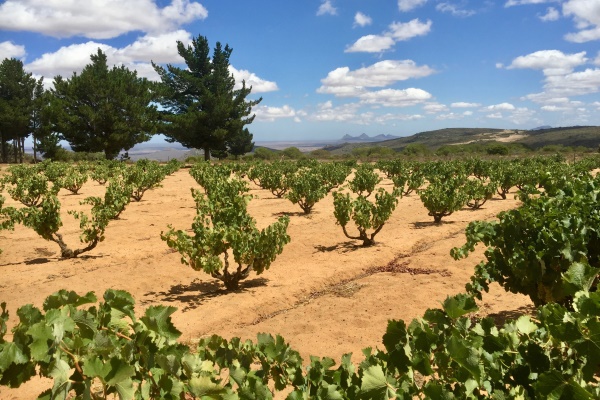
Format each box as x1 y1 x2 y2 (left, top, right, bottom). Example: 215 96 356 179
51 49 158 159
30 78 54 162
0 58 37 163
153 36 260 160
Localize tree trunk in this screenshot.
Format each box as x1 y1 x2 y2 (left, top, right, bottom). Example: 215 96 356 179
203 146 210 161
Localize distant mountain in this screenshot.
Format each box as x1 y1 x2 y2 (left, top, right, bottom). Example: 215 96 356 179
532 125 552 130
325 126 600 154
340 133 400 142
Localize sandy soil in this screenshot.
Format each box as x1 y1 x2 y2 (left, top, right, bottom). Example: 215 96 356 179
0 167 532 399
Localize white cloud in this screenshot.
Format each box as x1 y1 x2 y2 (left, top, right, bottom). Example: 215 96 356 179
359 88 432 107
486 103 516 111
541 105 569 111
0 0 208 39
563 0 600 42
115 30 192 63
436 3 476 17
0 41 26 60
423 102 448 113
451 101 481 107
463 110 473 116
486 112 503 119
398 0 428 12
312 102 361 122
345 35 395 53
317 60 435 97
388 19 432 41
254 105 296 122
539 7 560 21
507 50 588 75
317 0 337 16
346 19 432 53
522 68 600 102
505 0 559 7
24 33 278 93
436 112 463 120
229 66 278 93
354 12 372 27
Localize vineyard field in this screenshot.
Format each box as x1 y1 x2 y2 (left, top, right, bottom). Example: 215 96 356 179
0 166 530 398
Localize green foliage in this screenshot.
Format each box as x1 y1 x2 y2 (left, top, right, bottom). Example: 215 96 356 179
2 164 58 207
485 143 509 155
0 58 38 163
124 159 167 202
464 179 495 209
333 187 399 246
452 174 600 308
285 168 328 214
2 287 599 399
489 160 519 199
51 49 158 159
58 163 89 195
162 175 290 290
348 163 381 197
402 143 430 157
281 147 304 160
314 161 352 192
87 178 133 220
88 159 126 185
253 147 277 160
247 161 297 198
391 165 424 196
9 193 110 258
419 175 469 223
153 35 259 161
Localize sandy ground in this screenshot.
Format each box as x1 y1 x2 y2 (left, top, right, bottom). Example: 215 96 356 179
0 167 532 399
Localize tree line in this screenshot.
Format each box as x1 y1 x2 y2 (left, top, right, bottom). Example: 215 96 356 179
0 35 259 162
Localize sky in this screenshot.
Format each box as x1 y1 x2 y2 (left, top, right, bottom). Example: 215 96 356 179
1 0 600 143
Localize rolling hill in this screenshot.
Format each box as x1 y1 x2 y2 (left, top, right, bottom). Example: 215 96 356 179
324 126 600 154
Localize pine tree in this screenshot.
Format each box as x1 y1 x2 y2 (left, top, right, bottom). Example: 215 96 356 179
0 58 37 163
153 35 260 160
51 49 158 159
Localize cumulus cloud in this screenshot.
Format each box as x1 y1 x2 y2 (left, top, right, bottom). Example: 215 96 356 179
423 103 449 113
0 41 26 60
317 0 337 16
354 12 372 27
436 3 476 17
486 112 503 119
0 0 208 39
486 103 516 111
254 105 296 122
345 35 395 53
358 88 432 107
229 66 279 93
505 0 559 7
24 33 278 93
317 59 435 97
451 101 481 107
507 50 588 75
309 101 423 124
398 0 428 12
563 0 600 42
312 102 361 122
345 19 432 53
539 7 560 21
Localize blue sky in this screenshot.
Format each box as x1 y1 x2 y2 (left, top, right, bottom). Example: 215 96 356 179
1 0 600 143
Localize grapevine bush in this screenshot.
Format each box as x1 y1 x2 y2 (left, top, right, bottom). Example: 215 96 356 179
162 174 290 290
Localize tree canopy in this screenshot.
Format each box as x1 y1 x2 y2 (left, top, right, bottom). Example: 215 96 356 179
153 35 260 160
0 58 38 163
51 49 158 159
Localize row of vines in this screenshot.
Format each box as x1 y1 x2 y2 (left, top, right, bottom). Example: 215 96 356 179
0 155 599 398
